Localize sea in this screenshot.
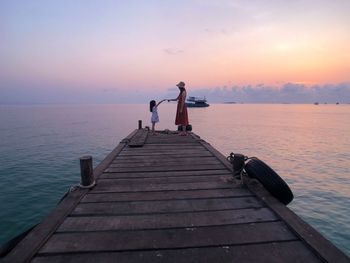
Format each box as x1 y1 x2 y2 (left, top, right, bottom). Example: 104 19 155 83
0 103 349 256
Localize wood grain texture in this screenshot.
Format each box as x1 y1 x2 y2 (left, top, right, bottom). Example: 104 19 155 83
105 164 226 173
41 222 295 253
32 241 322 263
91 181 235 193
110 157 221 167
72 196 264 216
128 129 148 147
100 169 231 178
245 178 350 263
96 174 232 186
81 188 253 203
57 208 278 232
4 129 345 263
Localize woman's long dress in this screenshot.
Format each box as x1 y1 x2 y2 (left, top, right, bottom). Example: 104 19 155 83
175 92 189 125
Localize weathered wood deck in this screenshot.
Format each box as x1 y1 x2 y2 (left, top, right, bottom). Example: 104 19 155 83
3 129 349 263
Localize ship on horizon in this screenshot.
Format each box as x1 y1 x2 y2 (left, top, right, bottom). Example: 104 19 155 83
186 96 210 107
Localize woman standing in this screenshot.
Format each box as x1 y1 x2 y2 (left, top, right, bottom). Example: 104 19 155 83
168 81 189 135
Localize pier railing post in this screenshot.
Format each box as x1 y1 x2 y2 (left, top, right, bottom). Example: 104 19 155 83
138 120 142 129
228 153 246 184
79 155 95 188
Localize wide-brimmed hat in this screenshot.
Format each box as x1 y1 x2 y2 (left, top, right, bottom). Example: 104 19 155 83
176 81 185 88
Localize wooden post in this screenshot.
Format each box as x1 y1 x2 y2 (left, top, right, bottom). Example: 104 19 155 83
138 120 142 129
232 153 245 184
80 155 94 187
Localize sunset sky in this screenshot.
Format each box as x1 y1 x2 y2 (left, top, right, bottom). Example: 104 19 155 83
1 0 350 103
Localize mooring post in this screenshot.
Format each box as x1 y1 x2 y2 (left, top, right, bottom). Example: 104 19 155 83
231 153 246 184
79 155 95 187
138 120 142 129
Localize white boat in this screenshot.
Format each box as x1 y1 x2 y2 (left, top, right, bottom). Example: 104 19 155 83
186 96 210 107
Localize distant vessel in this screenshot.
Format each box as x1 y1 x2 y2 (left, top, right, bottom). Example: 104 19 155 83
314 102 319 105
186 96 210 107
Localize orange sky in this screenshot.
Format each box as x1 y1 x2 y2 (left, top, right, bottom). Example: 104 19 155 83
1 1 350 97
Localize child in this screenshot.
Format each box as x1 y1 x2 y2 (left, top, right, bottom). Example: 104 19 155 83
150 99 165 134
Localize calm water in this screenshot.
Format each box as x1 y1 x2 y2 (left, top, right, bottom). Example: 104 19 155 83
0 104 349 255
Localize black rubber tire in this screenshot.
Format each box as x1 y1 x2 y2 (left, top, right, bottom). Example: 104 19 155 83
245 158 294 205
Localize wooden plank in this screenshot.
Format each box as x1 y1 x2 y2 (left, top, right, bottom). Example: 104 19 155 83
128 129 148 147
109 161 223 169
93 129 139 180
100 169 231 178
105 163 226 173
146 141 197 145
111 156 218 163
122 146 205 151
144 141 198 145
146 135 195 141
195 136 234 173
114 153 213 158
144 142 200 145
109 159 222 168
58 208 277 232
118 152 214 157
114 152 213 158
119 150 212 156
40 221 295 253
111 156 219 164
122 147 206 152
32 241 322 263
120 151 210 157
245 178 350 263
139 143 202 148
123 145 205 151
96 175 232 187
72 197 263 216
91 181 234 193
97 175 232 186
81 188 253 203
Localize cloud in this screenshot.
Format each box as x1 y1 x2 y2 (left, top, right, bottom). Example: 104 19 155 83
1 81 349 104
164 48 184 55
175 82 350 103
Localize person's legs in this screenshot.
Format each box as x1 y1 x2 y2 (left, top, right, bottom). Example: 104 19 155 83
180 125 187 136
152 122 155 134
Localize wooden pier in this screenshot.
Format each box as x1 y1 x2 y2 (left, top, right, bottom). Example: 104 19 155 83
3 128 349 263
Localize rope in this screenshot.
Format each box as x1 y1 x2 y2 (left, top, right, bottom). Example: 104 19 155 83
78 180 96 189
69 180 96 193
